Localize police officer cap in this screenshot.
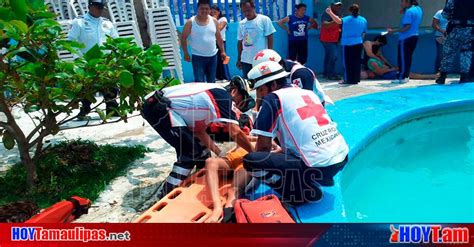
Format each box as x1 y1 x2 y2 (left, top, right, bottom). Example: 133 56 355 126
89 0 106 7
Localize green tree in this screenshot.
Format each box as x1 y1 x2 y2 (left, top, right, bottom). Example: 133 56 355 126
0 0 174 189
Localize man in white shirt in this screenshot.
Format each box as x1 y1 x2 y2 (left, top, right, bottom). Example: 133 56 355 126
432 9 448 72
237 0 276 78
68 0 119 120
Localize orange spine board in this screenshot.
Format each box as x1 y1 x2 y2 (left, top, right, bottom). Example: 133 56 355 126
134 169 231 223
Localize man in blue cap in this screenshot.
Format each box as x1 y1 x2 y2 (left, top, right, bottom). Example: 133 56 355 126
68 0 118 55
68 0 119 120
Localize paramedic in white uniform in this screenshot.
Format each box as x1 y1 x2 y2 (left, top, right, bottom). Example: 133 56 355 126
142 83 254 199
244 61 349 204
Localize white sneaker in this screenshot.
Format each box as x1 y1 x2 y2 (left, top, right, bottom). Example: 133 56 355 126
391 79 401 84
399 78 410 84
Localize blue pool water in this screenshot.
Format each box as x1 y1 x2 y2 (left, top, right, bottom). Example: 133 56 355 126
341 106 474 222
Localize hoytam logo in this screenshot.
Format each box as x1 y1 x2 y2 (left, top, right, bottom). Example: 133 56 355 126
11 227 131 242
390 225 469 244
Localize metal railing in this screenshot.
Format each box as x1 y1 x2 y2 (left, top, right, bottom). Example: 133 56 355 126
167 0 296 26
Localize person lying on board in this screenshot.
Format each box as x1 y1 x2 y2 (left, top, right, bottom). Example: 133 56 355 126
141 77 255 200
205 137 281 223
204 143 251 223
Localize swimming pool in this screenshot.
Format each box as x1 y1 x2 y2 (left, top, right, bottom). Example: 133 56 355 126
250 84 474 223
341 105 474 222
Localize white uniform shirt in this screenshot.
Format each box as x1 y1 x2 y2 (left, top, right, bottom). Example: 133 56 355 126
161 83 239 128
252 87 348 167
68 13 118 55
289 62 334 105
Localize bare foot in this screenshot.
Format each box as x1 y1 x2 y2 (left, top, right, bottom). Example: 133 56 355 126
205 207 223 223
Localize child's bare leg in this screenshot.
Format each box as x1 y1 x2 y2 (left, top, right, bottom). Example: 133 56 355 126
205 157 231 223
225 168 251 208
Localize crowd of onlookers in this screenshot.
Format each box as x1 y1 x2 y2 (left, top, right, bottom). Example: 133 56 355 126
6 0 467 123
55 0 472 87
181 0 473 84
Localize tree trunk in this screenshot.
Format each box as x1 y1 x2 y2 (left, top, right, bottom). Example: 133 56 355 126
17 140 37 190
1 95 38 189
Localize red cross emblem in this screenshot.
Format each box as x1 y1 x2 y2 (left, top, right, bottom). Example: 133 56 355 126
259 65 271 75
292 78 302 88
296 95 329 126
254 51 265 60
269 57 276 62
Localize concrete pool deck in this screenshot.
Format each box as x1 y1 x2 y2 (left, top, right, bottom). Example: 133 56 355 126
0 77 466 222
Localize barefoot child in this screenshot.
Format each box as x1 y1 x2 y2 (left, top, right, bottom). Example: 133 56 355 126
205 137 281 223
204 146 250 223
